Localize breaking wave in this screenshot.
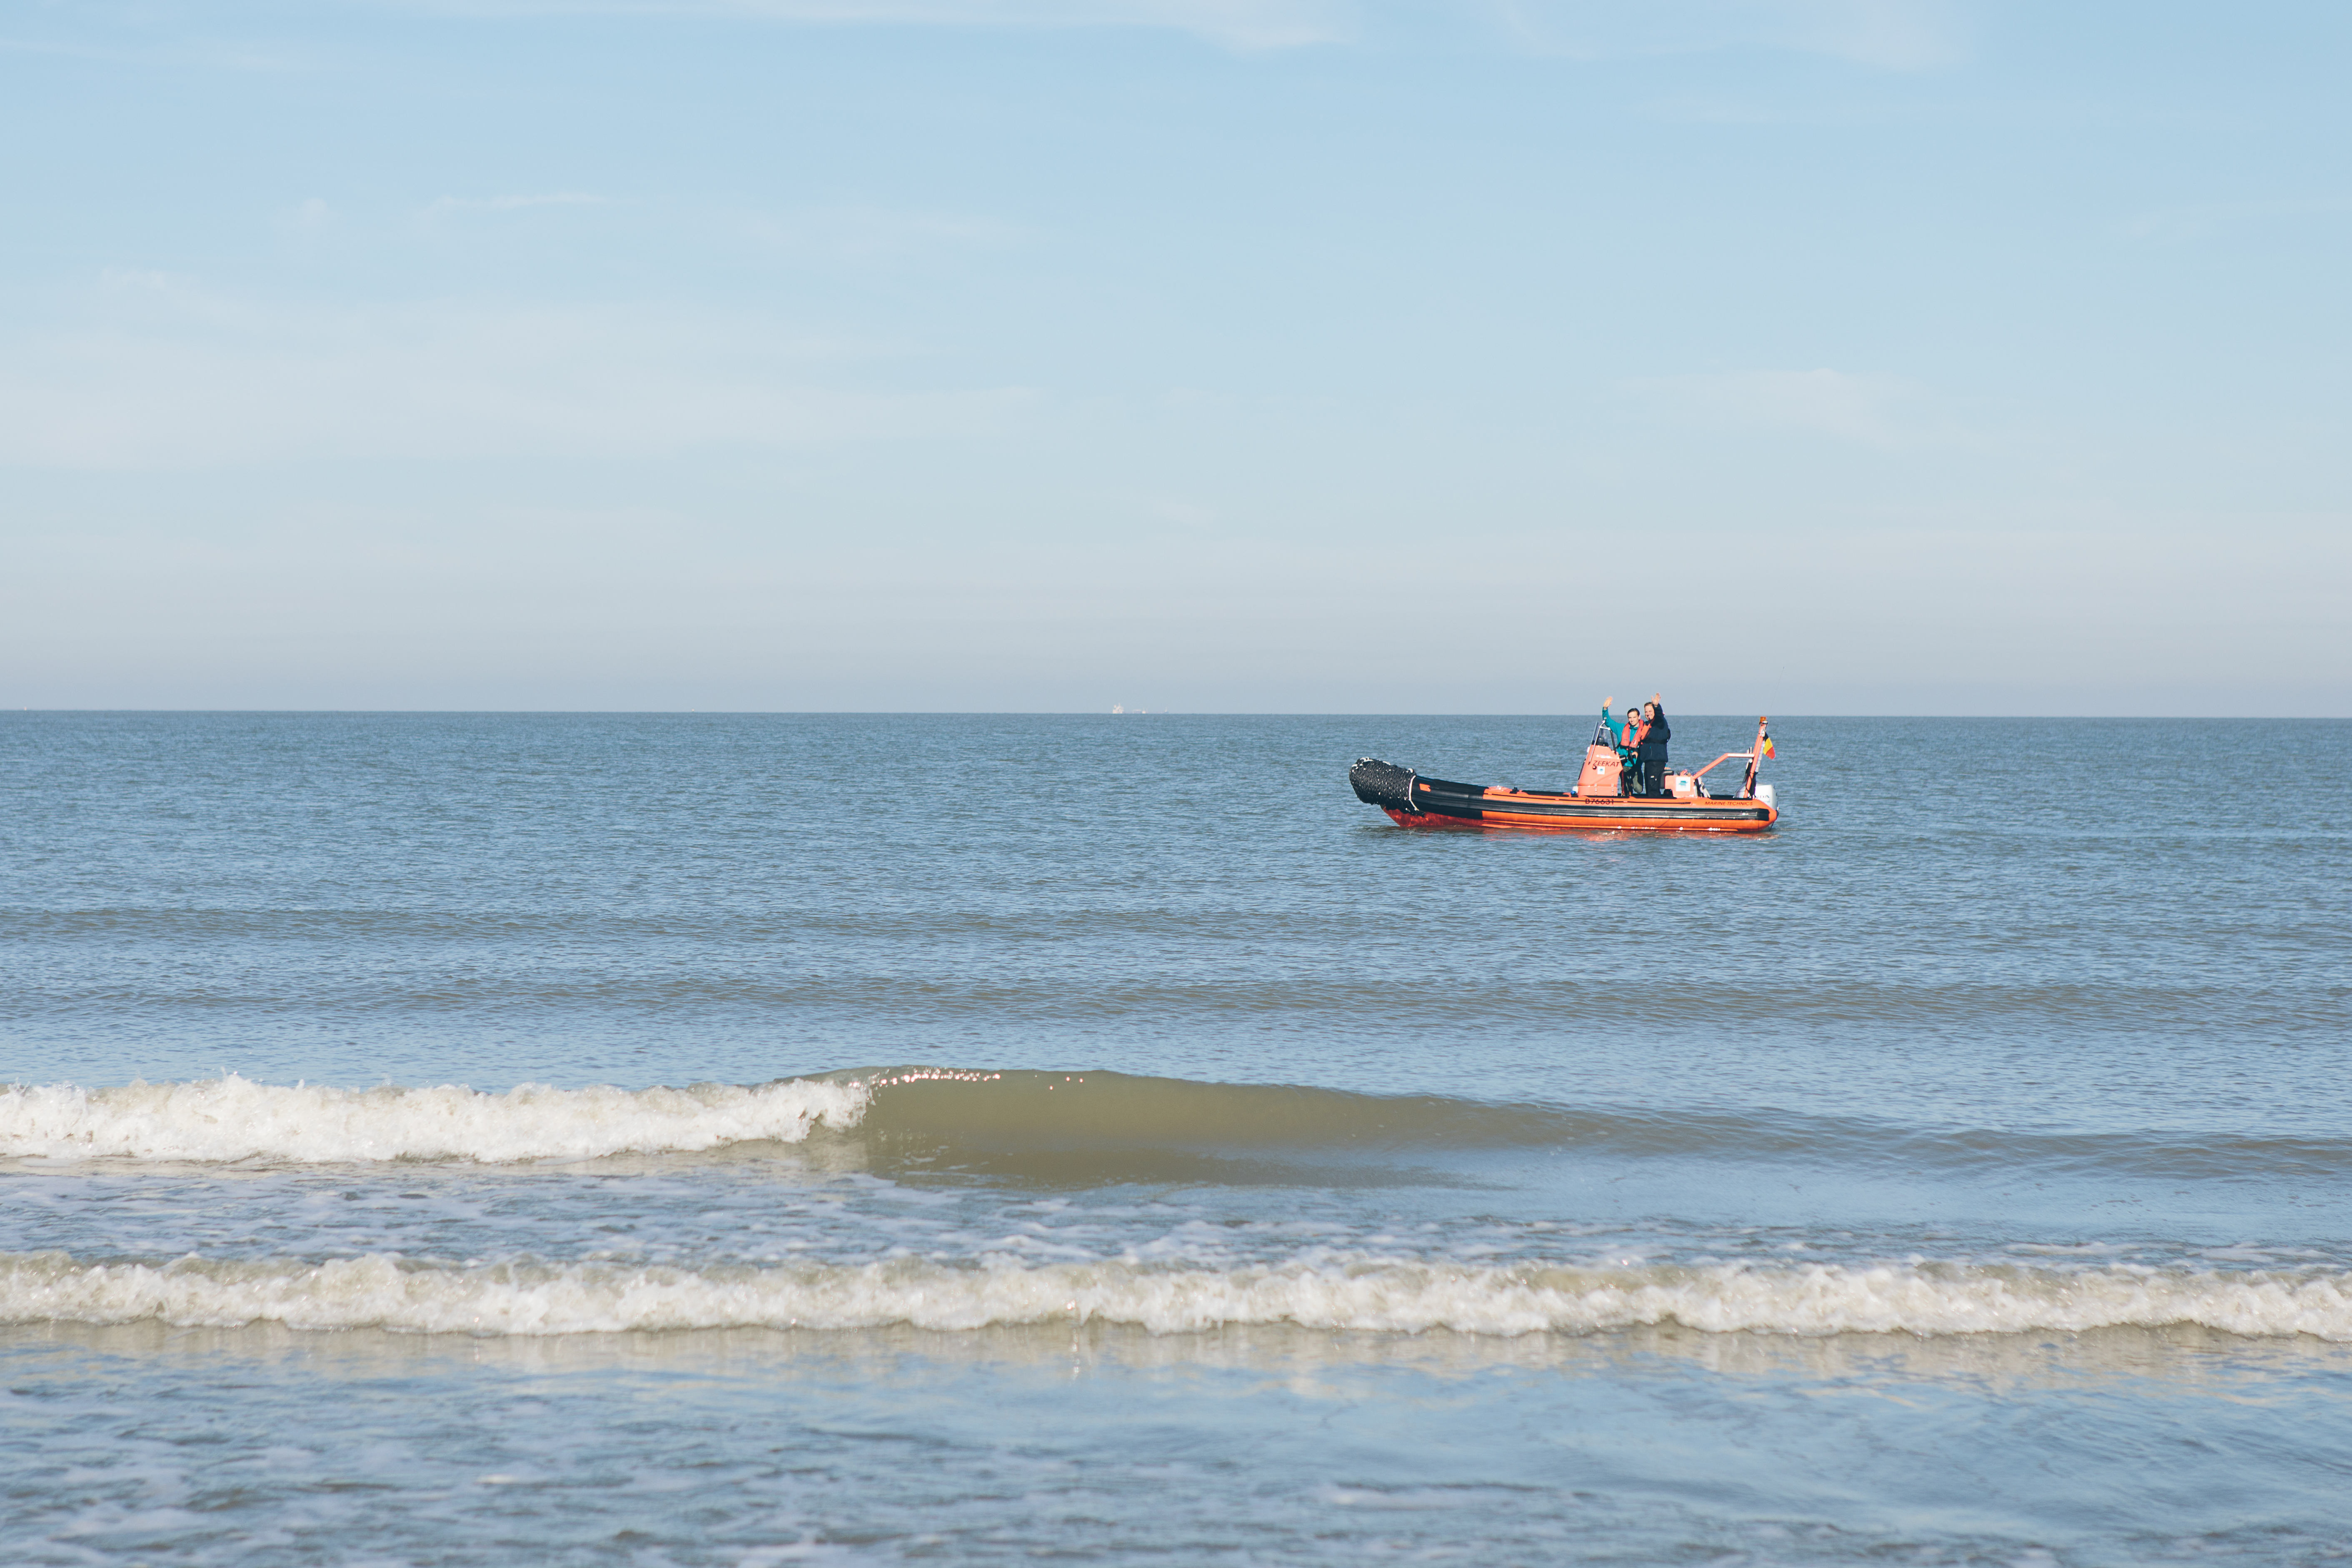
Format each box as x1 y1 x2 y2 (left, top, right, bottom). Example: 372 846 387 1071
7 1067 2347 1177
3 1251 2347 1341
0 1067 1578 1166
0 1076 869 1164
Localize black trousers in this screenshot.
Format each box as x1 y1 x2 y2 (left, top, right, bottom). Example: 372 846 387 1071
1635 750 1667 795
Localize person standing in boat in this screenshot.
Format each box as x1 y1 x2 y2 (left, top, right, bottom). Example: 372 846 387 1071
1636 695 1671 795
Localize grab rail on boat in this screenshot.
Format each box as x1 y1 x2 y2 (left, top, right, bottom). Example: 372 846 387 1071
1688 717 1773 799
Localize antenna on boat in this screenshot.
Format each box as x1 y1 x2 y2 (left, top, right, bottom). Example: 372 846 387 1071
1741 716 1770 798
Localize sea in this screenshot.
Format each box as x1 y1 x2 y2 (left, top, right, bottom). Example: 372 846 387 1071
4 712 2349 1566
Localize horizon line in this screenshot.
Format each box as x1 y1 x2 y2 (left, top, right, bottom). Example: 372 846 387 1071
7 709 2347 721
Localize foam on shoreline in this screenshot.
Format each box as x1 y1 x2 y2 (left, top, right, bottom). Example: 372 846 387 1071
5 1251 2347 1341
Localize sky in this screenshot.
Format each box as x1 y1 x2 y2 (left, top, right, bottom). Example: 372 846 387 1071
2 0 2347 713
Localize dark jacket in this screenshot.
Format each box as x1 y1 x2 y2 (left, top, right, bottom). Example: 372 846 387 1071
1636 706 1670 757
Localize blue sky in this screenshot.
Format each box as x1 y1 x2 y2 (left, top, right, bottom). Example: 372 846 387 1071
3 1 2346 712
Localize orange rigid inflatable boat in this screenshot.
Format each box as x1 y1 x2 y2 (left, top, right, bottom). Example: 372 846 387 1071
1350 717 1780 834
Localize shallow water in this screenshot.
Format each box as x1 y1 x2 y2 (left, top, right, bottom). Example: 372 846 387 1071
4 713 2350 1563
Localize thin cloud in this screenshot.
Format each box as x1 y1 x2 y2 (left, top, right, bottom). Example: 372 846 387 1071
1633 92 2072 129
1640 367 1982 449
0 31 321 71
729 207 1024 265
381 0 1350 50
1487 0 1968 70
0 33 105 58
422 192 608 218
0 275 1034 470
2126 195 2352 245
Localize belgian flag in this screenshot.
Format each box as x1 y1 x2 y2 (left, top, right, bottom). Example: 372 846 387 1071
1760 733 1776 759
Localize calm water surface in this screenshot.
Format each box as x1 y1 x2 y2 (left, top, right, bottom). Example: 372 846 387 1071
4 713 2350 1565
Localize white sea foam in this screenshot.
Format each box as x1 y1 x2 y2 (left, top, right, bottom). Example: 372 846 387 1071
5 1253 2347 1341
0 1076 870 1164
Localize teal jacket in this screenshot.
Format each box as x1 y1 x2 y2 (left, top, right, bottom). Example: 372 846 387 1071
1600 705 1642 767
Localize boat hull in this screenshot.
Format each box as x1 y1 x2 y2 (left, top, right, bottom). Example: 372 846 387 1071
1350 758 1776 834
